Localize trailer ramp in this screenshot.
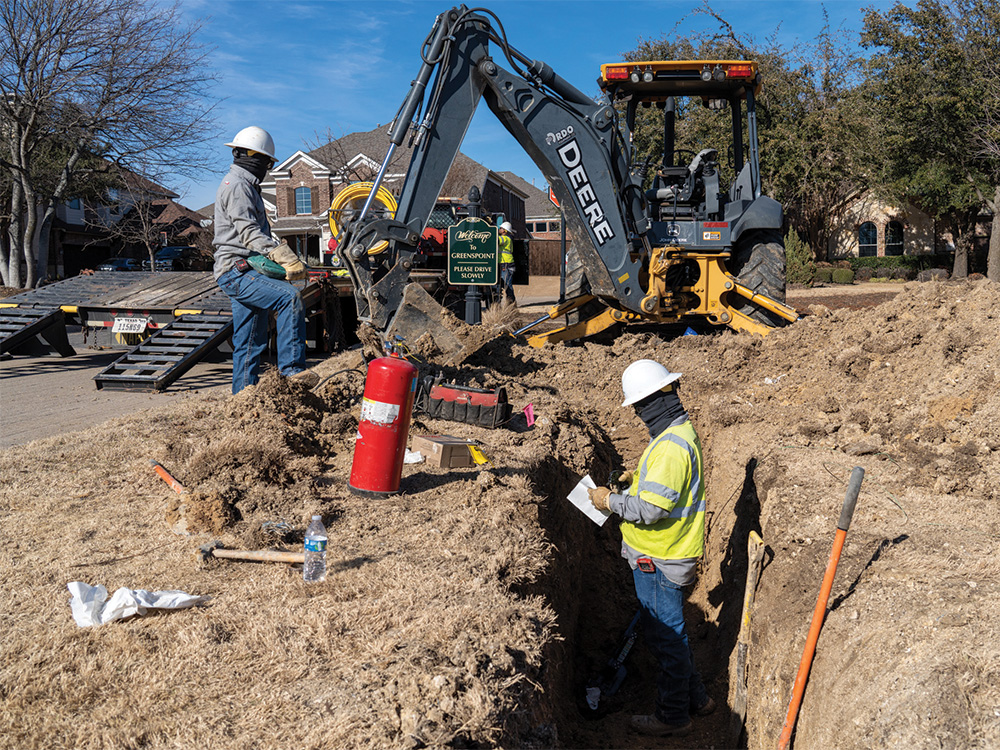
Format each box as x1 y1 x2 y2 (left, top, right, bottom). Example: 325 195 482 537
94 313 233 391
0 306 75 357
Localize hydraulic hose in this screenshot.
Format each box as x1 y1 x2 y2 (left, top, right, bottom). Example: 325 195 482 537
329 182 398 256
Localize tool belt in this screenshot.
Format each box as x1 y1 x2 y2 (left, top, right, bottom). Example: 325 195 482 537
415 377 512 429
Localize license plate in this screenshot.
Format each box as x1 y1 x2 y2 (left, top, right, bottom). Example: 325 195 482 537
112 316 148 334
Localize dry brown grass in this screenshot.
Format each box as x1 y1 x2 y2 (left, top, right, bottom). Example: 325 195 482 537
480 299 519 333
4 280 1000 749
0 352 583 749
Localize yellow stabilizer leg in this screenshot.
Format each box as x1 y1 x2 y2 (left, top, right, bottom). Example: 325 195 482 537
732 282 800 323
527 307 620 347
512 295 596 337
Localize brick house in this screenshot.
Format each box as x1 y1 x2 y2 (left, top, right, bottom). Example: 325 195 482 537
261 125 532 266
826 190 990 269
51 172 208 278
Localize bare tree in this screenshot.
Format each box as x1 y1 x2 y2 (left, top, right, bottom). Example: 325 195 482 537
0 0 218 288
86 170 174 268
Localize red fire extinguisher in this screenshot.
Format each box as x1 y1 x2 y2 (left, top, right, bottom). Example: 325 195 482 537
348 353 418 496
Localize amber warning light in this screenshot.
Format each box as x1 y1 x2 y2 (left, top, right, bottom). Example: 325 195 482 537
605 66 630 81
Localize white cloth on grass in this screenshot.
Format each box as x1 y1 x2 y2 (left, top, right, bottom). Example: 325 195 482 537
67 581 209 627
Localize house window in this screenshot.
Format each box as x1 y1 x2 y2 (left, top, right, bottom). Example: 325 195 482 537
858 222 877 257
67 198 81 210
295 187 312 215
885 221 904 256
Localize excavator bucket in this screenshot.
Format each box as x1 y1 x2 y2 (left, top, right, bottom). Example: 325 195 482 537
384 283 465 358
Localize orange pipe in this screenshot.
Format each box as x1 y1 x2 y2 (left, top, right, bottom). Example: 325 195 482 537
777 467 864 750
150 459 186 494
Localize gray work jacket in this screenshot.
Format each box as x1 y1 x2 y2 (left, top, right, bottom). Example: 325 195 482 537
212 164 278 279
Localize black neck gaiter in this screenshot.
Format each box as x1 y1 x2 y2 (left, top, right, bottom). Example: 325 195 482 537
636 388 688 437
234 152 272 182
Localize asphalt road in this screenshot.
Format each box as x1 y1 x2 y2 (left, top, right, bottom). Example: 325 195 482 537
0 325 233 449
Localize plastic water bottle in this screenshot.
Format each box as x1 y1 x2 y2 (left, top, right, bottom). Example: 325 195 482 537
303 515 327 582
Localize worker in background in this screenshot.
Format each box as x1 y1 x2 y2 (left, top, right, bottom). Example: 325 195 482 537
212 126 319 394
588 359 714 738
497 221 516 305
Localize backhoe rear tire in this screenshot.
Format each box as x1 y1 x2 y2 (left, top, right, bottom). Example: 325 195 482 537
730 229 787 328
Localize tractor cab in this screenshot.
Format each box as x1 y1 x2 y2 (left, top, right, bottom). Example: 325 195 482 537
598 60 763 227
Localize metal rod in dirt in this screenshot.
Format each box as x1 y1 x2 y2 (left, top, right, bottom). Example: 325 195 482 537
777 466 865 750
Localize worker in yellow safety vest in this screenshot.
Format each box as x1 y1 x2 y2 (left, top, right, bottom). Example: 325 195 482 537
588 359 715 738
497 221 516 305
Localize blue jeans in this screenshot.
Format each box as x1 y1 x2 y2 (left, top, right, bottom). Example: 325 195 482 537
498 264 516 303
632 565 708 724
217 267 307 394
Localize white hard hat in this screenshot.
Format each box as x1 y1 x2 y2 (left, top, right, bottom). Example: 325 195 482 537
621 359 682 407
225 126 276 159
500 221 513 232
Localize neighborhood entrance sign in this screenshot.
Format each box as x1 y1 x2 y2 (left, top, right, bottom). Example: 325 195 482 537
447 217 498 285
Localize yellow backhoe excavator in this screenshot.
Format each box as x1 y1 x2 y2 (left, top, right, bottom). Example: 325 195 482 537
332 6 798 352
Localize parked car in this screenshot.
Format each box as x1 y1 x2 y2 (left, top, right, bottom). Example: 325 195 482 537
96 257 142 272
142 246 212 272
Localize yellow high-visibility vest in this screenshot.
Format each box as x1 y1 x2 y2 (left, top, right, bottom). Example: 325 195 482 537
619 419 705 560
499 234 514 264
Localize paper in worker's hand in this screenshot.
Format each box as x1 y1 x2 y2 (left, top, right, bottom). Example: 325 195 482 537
567 474 612 527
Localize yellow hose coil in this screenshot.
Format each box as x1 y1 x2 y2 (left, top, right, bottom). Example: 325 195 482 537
328 182 399 256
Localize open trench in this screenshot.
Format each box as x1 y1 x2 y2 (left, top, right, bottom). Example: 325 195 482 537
510 409 771 749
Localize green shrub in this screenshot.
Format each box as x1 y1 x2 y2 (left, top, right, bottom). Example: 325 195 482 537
814 267 834 283
849 253 954 273
785 230 815 284
832 268 855 284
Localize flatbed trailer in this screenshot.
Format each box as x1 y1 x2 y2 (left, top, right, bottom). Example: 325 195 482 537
0 269 444 391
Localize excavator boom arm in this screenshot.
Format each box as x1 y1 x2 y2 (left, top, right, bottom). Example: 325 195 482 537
339 6 649 329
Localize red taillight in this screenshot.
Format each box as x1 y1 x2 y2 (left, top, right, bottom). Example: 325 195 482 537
726 64 754 79
605 66 630 81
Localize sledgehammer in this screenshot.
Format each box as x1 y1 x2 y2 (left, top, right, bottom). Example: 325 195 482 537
196 541 305 566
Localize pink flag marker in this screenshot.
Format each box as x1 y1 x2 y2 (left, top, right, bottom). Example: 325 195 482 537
524 403 535 426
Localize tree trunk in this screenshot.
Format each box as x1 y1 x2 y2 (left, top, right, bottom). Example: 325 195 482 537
7 181 24 288
34 206 55 286
0 213 10 288
988 186 1000 283
19 179 39 289
951 221 969 279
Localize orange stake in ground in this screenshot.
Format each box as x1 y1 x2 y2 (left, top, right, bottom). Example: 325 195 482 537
150 459 186 495
777 466 865 750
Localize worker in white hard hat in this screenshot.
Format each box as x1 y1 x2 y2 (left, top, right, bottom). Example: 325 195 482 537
588 359 714 737
212 126 318 393
496 221 516 305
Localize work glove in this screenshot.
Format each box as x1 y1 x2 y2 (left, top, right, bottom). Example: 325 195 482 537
588 486 612 513
269 241 307 281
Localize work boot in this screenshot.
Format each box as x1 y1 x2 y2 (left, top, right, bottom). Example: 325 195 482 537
288 370 320 389
692 696 716 717
630 714 692 737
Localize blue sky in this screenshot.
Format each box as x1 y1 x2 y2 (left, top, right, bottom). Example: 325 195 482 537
176 0 895 210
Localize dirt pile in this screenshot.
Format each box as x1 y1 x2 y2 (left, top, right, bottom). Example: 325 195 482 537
1 279 998 749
